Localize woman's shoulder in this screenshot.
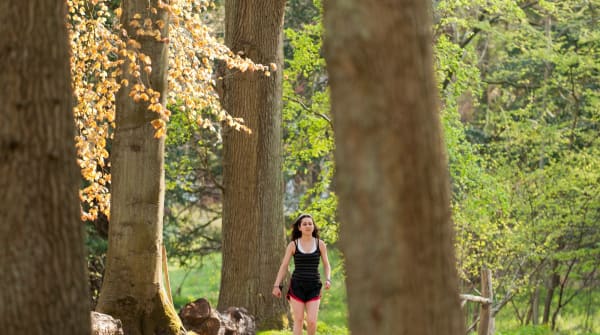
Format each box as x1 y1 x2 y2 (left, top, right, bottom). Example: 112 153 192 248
318 239 327 248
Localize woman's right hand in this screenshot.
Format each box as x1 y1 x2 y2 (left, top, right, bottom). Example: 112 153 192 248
272 286 282 298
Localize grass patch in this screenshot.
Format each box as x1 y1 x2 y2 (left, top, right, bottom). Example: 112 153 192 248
493 287 600 335
258 322 349 335
495 324 600 335
168 252 222 309
497 325 554 335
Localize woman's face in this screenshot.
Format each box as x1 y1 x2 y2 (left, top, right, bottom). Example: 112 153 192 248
299 217 314 235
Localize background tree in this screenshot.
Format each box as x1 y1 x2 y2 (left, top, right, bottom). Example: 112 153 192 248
0 0 90 333
324 0 464 334
217 0 289 329
95 1 184 334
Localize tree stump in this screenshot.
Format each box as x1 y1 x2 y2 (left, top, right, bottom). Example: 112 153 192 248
179 298 222 335
91 311 124 335
178 299 256 335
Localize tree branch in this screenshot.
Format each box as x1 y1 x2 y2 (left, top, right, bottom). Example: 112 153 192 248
286 95 333 129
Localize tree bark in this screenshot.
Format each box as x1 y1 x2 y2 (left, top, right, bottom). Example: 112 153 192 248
0 1 90 334
95 1 183 334
324 1 464 334
218 0 288 329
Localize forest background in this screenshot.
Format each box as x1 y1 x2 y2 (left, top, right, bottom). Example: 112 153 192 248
59 0 600 334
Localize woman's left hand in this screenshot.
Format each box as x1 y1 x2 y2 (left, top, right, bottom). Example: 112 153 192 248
325 279 331 290
272 286 282 298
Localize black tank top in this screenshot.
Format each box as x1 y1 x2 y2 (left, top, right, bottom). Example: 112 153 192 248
291 238 321 282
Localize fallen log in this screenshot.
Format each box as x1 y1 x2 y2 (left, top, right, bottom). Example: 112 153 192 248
460 294 492 305
179 298 221 335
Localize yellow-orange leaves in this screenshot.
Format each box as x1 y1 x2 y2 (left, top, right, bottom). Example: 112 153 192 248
69 0 270 221
69 0 122 221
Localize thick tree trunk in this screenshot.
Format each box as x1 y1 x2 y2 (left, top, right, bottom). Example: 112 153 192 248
218 0 288 329
96 1 183 334
0 1 90 334
324 1 464 334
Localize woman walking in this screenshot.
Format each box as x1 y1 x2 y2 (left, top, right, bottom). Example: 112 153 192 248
272 214 331 335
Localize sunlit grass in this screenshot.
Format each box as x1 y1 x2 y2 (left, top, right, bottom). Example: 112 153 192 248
258 322 348 335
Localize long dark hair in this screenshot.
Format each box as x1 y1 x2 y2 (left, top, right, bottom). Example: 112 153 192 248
290 214 319 241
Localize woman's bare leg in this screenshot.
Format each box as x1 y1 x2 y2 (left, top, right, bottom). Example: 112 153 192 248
305 299 321 335
289 298 306 335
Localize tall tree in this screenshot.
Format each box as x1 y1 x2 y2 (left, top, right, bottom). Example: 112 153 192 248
0 0 90 334
95 1 184 334
217 0 289 329
324 1 464 334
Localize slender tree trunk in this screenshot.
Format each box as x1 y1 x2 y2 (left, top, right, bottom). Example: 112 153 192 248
550 258 576 331
526 286 540 325
478 268 494 335
96 1 183 334
0 1 90 333
542 261 560 325
324 1 464 334
217 0 288 329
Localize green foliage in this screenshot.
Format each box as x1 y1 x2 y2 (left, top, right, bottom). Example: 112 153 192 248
435 0 600 331
163 106 223 267
283 0 338 243
86 222 108 255
285 0 320 31
315 322 348 335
